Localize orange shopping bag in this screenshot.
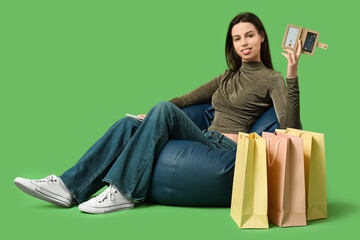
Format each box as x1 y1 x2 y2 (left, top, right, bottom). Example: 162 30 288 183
230 132 269 229
262 131 307 227
276 128 327 221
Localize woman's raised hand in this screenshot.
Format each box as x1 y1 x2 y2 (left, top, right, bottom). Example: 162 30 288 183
281 39 302 79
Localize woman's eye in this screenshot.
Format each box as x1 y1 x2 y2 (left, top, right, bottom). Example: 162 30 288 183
234 35 253 41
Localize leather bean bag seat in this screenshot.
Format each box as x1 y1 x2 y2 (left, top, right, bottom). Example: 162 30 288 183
146 103 280 206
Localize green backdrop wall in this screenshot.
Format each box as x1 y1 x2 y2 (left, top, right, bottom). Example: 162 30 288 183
1 0 358 239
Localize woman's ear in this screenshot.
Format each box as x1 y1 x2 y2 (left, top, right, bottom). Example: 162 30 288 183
261 30 265 43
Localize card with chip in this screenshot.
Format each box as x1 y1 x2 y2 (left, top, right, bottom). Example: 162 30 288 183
284 25 301 48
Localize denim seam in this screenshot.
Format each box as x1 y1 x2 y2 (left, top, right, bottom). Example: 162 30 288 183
126 128 165 200
171 105 210 147
76 135 132 200
127 103 176 195
219 138 237 151
107 105 169 200
102 177 144 201
182 120 210 147
208 130 237 151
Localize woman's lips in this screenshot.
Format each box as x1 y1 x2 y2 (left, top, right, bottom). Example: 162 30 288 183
241 48 252 55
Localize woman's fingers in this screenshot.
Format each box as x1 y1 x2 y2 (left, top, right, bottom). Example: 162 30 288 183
282 40 302 78
281 52 289 60
296 39 302 59
282 49 295 64
281 52 291 64
137 114 146 119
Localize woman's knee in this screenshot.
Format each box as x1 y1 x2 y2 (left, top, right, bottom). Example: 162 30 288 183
113 116 141 129
152 101 177 114
146 102 176 120
156 101 174 108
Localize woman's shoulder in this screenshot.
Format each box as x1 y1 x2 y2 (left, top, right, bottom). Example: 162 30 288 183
260 65 282 79
265 68 285 87
261 66 282 78
218 68 237 80
215 68 233 76
225 68 237 76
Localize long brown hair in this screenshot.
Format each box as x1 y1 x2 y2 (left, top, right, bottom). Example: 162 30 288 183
225 12 273 72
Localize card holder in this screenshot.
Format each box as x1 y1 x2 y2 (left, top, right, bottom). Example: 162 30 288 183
281 24 328 56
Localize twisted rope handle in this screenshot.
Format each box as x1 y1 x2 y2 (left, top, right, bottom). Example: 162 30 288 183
266 138 280 167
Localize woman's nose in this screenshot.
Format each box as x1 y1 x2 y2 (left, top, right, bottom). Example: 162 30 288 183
241 38 248 46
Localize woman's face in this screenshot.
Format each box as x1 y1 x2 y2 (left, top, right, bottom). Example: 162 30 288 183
231 22 264 62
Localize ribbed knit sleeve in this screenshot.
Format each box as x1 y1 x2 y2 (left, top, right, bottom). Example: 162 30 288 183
169 69 232 109
269 72 301 129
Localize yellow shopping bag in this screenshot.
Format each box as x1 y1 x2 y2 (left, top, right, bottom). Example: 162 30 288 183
230 132 269 229
276 128 327 221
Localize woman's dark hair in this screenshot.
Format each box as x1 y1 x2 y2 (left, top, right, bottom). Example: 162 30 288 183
225 12 273 72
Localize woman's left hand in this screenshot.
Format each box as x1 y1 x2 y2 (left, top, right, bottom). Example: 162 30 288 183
281 39 302 78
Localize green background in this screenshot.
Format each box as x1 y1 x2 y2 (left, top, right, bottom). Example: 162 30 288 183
1 0 358 239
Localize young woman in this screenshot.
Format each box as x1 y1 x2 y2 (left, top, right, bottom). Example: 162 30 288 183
14 12 302 214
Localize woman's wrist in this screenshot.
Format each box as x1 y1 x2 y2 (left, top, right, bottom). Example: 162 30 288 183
286 69 298 79
286 75 298 79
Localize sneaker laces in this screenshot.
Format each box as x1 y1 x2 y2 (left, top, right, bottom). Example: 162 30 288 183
34 174 58 183
96 185 118 203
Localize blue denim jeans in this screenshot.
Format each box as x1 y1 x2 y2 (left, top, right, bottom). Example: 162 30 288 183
60 101 237 203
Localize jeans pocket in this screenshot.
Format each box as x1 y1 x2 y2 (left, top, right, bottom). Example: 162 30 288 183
203 130 237 151
219 138 237 151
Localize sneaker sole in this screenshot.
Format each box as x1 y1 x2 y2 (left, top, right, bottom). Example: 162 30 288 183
14 177 72 208
78 202 134 214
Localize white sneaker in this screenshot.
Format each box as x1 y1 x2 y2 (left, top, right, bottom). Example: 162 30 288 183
14 174 73 207
78 185 134 214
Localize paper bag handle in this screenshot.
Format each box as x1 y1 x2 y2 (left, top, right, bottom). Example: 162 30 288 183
287 129 303 137
266 139 280 167
277 129 303 137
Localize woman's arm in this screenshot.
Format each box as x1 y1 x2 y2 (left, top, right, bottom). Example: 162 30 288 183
281 39 302 79
169 69 232 109
270 73 300 129
137 69 232 119
270 39 302 129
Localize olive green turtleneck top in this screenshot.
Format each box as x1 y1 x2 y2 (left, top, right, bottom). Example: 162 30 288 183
169 61 300 134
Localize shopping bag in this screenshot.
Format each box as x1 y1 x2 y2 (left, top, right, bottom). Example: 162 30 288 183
230 132 269 229
276 128 327 221
266 131 307 227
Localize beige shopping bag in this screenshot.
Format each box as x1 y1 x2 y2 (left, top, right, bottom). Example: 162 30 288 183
265 131 307 227
230 132 269 229
276 128 327 221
